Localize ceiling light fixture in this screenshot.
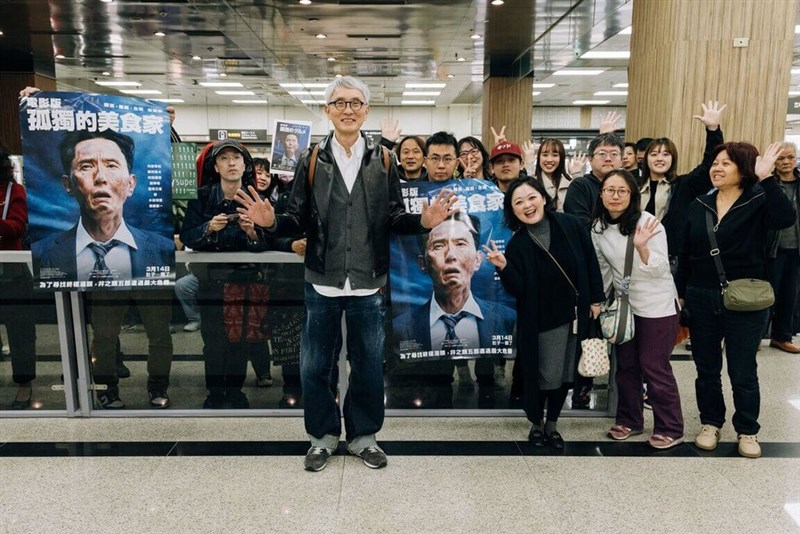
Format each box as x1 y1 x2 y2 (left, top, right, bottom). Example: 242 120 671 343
402 91 440 96
192 55 202 61
795 25 800 34
154 31 166 37
580 51 630 59
299 0 312 4
401 100 436 105
95 80 142 87
215 90 255 95
457 57 466 62
572 99 610 105
792 67 800 74
594 91 628 96
233 99 268 104
199 82 244 87
152 98 185 103
613 83 629 88
532 91 541 96
619 26 632 35
301 100 326 105
315 33 327 39
280 83 329 88
446 74 454 78
55 54 65 59
100 0 113 3
0 30 4 36
119 89 162 95
219 73 228 77
327 57 336 62
405 82 446 88
288 90 325 96
101 71 110 76
491 0 504 5
470 33 481 40
790 91 800 96
554 68 605 76
335 74 343 78
532 83 555 88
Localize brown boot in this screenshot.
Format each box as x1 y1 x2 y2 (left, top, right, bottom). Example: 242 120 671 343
770 339 800 354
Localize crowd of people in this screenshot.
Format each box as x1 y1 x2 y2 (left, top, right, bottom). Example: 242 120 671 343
2 78 797 468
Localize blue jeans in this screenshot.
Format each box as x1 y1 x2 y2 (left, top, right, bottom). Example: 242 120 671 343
769 249 800 342
685 286 768 435
301 283 386 447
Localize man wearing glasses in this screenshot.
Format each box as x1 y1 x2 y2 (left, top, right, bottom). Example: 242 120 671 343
423 131 460 182
235 76 456 472
564 133 626 228
563 133 624 410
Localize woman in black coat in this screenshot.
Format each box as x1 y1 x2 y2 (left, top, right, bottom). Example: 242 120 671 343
484 177 605 447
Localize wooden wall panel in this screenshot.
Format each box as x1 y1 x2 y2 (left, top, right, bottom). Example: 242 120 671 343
627 0 796 174
482 76 533 146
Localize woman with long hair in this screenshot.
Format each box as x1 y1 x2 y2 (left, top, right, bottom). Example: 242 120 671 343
533 139 585 212
591 169 684 449
458 136 491 180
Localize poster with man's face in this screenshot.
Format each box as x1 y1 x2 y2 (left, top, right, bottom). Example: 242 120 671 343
19 91 175 291
270 120 312 177
390 179 516 362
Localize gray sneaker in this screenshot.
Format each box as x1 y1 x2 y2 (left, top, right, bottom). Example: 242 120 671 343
97 390 124 409
304 447 331 472
348 445 388 469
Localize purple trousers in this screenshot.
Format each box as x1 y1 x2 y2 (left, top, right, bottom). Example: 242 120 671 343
614 312 684 438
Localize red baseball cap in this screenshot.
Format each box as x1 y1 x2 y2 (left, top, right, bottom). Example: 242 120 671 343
490 141 523 162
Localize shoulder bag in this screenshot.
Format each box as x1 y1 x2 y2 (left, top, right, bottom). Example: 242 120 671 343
704 210 774 311
599 232 635 344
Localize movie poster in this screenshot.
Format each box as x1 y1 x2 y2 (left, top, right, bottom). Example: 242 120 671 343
19 91 175 291
270 120 312 177
390 179 516 362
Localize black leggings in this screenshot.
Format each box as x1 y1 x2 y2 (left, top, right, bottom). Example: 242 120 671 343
538 385 570 423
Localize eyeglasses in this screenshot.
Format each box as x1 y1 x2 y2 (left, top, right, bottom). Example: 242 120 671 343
459 148 480 158
327 99 365 111
427 155 457 165
601 188 631 197
593 151 621 159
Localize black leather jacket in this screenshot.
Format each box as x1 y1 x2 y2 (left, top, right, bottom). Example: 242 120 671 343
273 132 425 277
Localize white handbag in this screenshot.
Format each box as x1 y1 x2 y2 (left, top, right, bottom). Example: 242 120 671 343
578 337 610 377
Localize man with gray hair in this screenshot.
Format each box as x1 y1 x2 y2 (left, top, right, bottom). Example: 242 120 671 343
236 76 457 471
768 142 800 353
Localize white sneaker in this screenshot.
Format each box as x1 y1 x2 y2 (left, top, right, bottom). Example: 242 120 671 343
183 320 201 332
695 424 721 451
737 434 761 458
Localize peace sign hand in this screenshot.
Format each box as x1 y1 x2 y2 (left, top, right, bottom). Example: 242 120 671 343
481 240 507 270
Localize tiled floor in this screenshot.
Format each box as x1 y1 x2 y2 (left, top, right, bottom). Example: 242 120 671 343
1 341 799 533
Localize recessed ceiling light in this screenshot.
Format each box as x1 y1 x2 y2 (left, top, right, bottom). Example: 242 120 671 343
288 90 325 96
532 91 541 96
457 57 466 62
119 89 162 95
790 91 800 96
792 67 800 74
406 82 446 89
572 99 610 105
335 74 343 78
580 51 630 59
101 71 110 76
446 74 454 78
532 83 555 88
152 98 185 103
153 31 166 37
471 33 481 40
0 30 4 36
554 68 605 76
233 99 268 104
280 83 329 89
55 54 65 59
299 0 312 4
95 80 142 87
199 82 244 87
402 91 440 96
613 83 629 88
100 0 112 3
219 73 228 77
595 91 628 96
327 57 336 62
215 90 255 95
192 55 202 61
794 25 799 34
301 100 326 105
315 33 327 39
619 26 632 35
401 100 436 105
491 0 504 5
